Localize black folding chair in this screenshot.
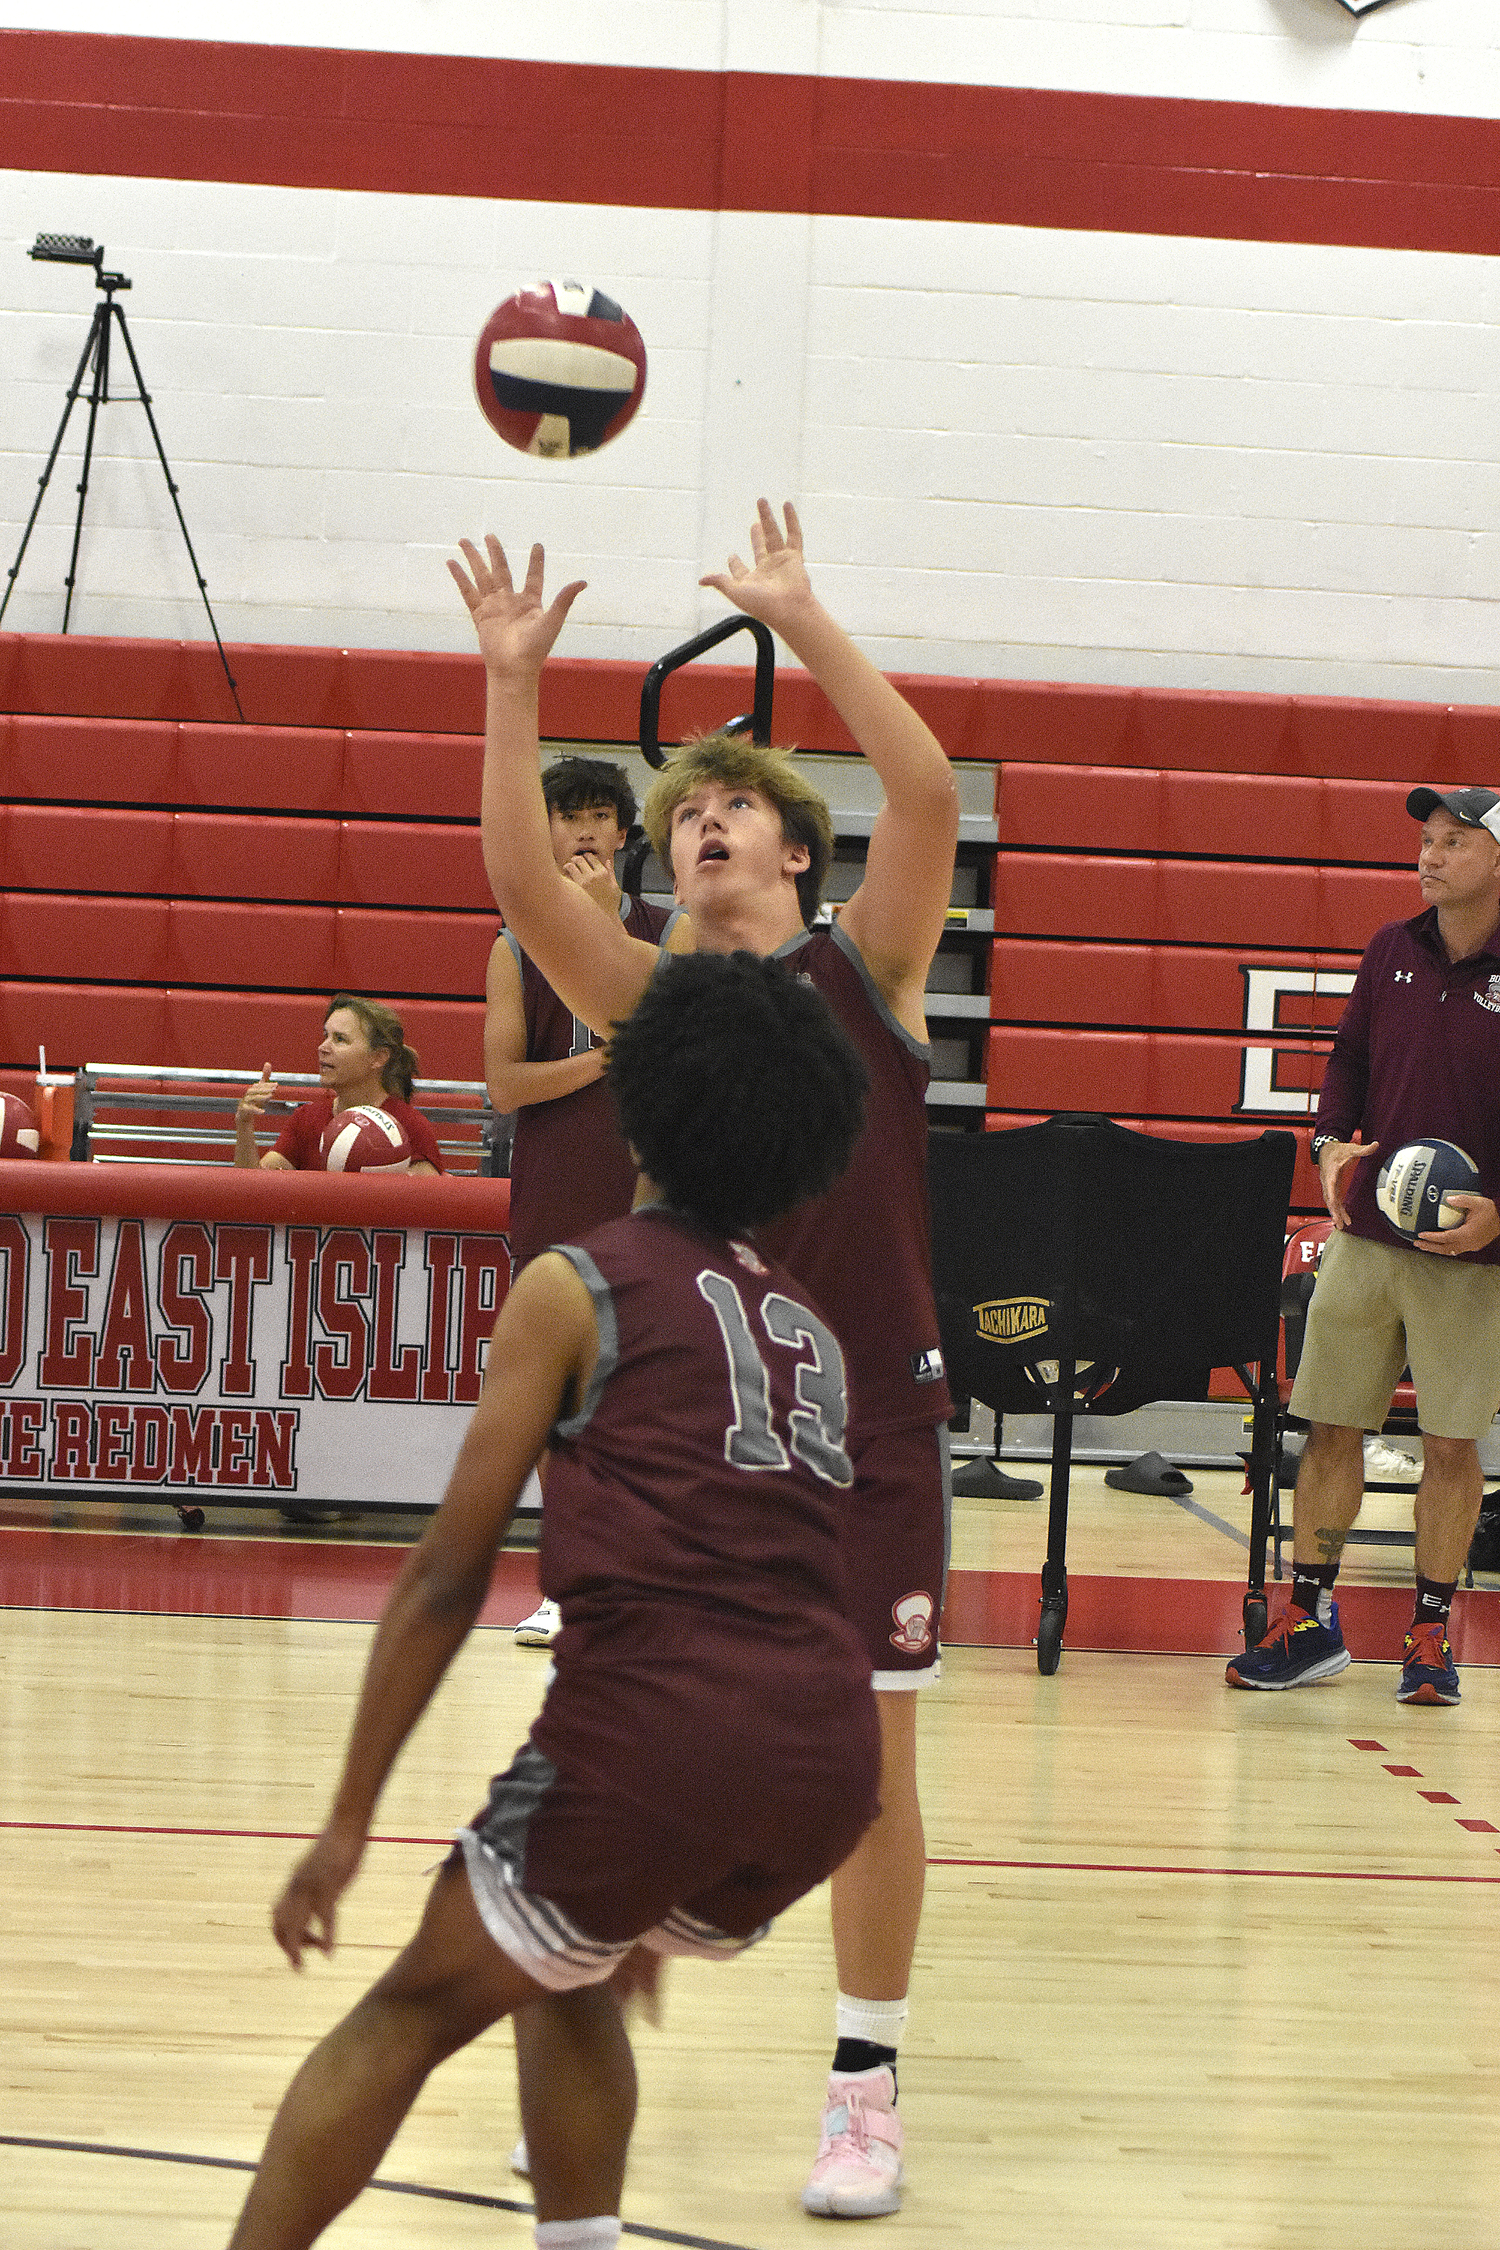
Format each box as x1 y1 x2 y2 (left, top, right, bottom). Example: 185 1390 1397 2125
929 1113 1296 1672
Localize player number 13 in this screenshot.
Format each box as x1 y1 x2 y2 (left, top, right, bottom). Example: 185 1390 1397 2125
696 1270 853 1489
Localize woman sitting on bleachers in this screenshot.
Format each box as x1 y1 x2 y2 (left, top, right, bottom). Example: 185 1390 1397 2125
234 994 443 1174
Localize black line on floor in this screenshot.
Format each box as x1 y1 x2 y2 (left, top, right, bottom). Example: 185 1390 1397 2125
0 2133 760 2250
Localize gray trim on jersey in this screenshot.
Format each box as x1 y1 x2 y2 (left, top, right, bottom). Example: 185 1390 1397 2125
549 1244 619 1439
773 919 931 1064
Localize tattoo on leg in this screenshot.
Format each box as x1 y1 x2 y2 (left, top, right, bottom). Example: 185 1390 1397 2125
1314 1527 1347 1565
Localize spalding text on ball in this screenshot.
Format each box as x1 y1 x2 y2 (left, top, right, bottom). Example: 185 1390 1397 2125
1374 1139 1479 1237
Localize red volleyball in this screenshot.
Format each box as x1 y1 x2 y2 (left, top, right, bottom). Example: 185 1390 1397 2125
0 1092 40 1157
319 1104 412 1174
474 280 647 459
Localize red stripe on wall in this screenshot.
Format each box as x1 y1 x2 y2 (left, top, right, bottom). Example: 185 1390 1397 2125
3 30 1500 256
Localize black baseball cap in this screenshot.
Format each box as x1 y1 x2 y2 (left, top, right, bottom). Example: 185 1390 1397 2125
1406 785 1500 840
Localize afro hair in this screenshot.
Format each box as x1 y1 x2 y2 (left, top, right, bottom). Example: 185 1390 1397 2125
605 951 867 1237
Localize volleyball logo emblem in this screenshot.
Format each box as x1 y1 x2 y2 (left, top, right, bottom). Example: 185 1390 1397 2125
474 281 647 459
320 1104 412 1174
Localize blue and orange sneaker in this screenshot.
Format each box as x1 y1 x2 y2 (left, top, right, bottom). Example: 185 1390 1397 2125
1225 1602 1350 1690
1396 1618 1461 1705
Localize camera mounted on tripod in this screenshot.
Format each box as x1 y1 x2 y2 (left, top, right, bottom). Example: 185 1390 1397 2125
29 235 129 293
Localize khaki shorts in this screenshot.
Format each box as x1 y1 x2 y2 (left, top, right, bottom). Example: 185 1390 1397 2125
1289 1228 1500 1441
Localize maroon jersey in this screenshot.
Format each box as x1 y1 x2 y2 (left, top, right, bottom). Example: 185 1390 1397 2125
273 1093 443 1171
504 895 674 1270
1314 908 1500 1266
760 922 953 1436
531 1205 875 1808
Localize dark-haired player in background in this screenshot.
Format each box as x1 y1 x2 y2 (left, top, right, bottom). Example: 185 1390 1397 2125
226 950 878 2250
452 499 960 2219
486 753 676 1648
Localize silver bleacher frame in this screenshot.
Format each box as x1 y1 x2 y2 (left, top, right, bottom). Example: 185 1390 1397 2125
69 1065 506 1176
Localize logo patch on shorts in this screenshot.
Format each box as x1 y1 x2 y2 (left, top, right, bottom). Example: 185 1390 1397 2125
910 1346 945 1384
889 1591 935 1655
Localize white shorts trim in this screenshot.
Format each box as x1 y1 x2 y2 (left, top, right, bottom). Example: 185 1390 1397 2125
456 1829 769 1993
871 1656 942 1691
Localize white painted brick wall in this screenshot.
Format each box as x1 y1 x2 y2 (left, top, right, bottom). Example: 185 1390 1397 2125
0 3 1497 699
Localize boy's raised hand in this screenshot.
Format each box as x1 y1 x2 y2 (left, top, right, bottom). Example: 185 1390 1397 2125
450 536 586 680
700 499 816 633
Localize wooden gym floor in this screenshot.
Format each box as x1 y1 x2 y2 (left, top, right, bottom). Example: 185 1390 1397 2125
3 1467 1499 2250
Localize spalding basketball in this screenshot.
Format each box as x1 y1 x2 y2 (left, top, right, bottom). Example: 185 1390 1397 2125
320 1104 412 1175
1375 1139 1479 1236
0 1092 40 1157
474 280 646 459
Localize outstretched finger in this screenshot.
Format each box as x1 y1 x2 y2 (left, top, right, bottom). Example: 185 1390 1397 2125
781 499 803 550
547 579 589 625
754 495 784 548
483 534 517 586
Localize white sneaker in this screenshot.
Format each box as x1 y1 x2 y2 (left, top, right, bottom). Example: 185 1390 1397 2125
801 2065 904 2218
1363 1436 1420 1484
513 1597 560 1648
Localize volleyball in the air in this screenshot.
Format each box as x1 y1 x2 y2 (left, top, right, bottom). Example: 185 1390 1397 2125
473 281 647 459
1375 1139 1479 1237
320 1104 412 1175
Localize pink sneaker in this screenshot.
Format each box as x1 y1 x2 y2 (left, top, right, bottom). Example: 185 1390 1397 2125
801 2065 904 2218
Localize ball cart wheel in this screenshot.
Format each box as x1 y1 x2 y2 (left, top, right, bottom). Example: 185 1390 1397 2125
1036 1596 1066 1676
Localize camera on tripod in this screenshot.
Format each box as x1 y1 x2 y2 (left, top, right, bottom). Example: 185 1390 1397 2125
30 234 103 271
4 231 240 714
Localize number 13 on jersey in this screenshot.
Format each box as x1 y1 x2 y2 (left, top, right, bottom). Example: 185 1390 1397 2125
697 1270 853 1488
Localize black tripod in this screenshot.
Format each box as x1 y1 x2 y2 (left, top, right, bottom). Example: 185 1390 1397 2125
2 235 243 720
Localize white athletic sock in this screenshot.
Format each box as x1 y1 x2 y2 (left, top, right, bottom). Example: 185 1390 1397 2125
835 1992 909 2051
534 2220 621 2249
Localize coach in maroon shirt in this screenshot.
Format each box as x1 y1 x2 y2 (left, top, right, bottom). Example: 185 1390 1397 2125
1228 784 1500 1708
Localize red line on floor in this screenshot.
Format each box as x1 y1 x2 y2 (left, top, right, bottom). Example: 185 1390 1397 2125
3 1525 1497 1664
926 1857 1500 1883
5 1818 1496 1882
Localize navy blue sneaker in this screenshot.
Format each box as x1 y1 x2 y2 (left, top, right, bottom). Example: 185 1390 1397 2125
1226 1602 1350 1690
1396 1619 1461 1706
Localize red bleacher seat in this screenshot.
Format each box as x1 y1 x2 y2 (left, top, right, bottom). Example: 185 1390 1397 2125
171 811 340 902
176 724 344 811
166 903 339 990
984 1026 1322 1119
0 981 169 1067
3 714 178 803
162 991 331 1072
341 733 481 820
336 821 492 912
1 894 169 983
2 805 174 894
988 939 1357 1031
332 908 493 997
991 853 1414 950
997 765 1419 866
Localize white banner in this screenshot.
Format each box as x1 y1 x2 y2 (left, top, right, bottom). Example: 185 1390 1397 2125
0 1211 509 1508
